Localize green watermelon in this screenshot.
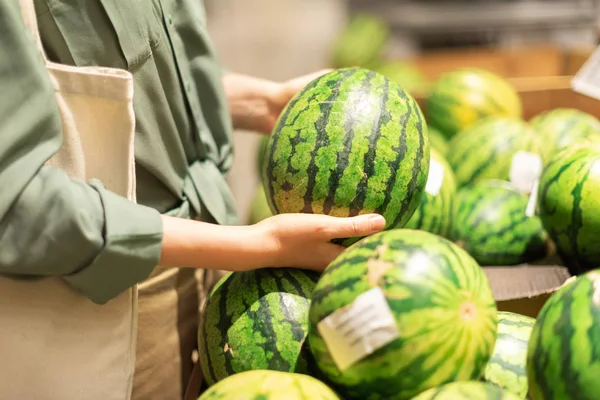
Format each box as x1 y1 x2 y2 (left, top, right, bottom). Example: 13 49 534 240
529 108 600 164
198 370 341 400
263 68 429 246
257 135 269 174
371 61 429 93
404 147 456 237
308 229 497 400
526 269 600 400
428 125 449 157
198 268 319 386
427 68 522 139
446 117 541 190
412 381 521 400
484 311 536 399
331 14 389 69
536 141 600 274
452 180 548 266
248 184 273 224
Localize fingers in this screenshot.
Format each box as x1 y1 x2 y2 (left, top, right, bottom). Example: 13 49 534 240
318 213 386 240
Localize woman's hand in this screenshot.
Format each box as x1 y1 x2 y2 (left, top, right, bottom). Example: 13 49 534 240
222 70 332 134
256 213 386 271
158 213 385 273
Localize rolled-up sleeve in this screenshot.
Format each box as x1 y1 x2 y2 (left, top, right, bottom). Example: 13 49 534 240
0 0 163 304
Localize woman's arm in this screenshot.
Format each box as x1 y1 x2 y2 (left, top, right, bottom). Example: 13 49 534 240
222 70 331 134
159 212 385 272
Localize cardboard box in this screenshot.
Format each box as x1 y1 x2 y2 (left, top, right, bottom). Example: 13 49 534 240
406 44 592 317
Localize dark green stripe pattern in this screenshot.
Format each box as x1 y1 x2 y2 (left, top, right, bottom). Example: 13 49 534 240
198 268 319 386
527 270 600 400
452 180 548 266
446 117 541 189
484 312 535 399
412 381 521 400
529 108 600 165
426 68 522 139
537 141 600 275
262 68 429 246
198 370 341 400
308 229 497 400
405 147 456 237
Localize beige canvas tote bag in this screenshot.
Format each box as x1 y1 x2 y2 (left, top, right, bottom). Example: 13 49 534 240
0 1 139 399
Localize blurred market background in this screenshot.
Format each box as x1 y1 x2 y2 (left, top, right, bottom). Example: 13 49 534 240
203 0 600 222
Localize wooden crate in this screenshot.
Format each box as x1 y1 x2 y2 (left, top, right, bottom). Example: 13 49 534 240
408 45 600 120
406 44 593 80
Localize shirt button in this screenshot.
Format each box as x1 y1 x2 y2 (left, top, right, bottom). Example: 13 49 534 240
168 14 173 25
186 82 192 92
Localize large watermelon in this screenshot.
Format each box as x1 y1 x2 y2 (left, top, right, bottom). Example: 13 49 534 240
198 370 341 400
248 184 273 224
428 125 449 157
446 117 542 191
198 268 319 386
526 269 600 400
257 134 269 174
404 147 456 237
331 14 389 69
412 381 521 400
427 68 522 139
452 180 548 266
308 229 497 400
263 68 429 246
484 311 536 399
536 141 600 274
529 108 600 164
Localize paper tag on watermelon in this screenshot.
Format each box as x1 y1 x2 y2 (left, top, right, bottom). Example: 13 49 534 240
525 179 540 217
317 286 399 371
509 151 543 194
425 158 445 196
572 46 600 100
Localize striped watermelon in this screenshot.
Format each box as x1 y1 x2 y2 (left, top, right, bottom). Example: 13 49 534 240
426 68 522 139
452 180 548 266
529 108 600 164
536 141 600 274
428 125 449 157
404 147 456 237
446 117 541 190
248 184 273 224
526 269 600 400
484 312 536 399
412 381 521 400
263 68 429 246
331 14 389 69
198 370 341 400
308 229 497 400
257 135 269 174
198 268 319 386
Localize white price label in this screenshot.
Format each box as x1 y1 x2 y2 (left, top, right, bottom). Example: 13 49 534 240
425 158 445 196
317 287 399 371
509 151 543 194
525 179 540 217
572 46 600 101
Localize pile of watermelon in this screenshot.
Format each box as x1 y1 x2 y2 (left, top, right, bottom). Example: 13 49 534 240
201 65 600 399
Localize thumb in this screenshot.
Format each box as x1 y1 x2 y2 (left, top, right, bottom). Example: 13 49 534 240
320 213 386 240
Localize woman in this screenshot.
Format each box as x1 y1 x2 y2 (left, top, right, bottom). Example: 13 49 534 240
0 1 385 399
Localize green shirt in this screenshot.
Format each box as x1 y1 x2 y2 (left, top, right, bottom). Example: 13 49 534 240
0 0 238 304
